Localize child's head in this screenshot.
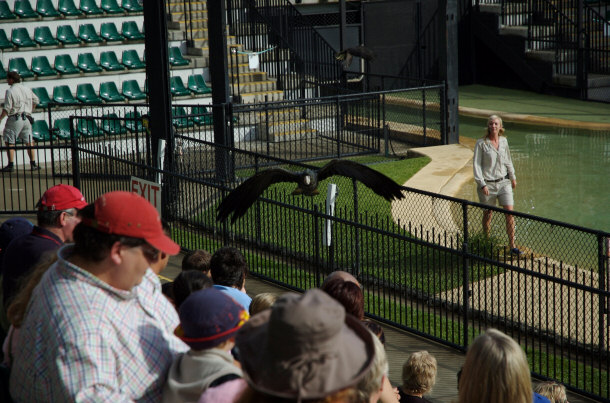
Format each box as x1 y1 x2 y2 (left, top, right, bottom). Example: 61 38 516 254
182 249 212 275
534 381 568 403
175 288 249 351
401 350 437 396
172 270 213 309
249 292 278 316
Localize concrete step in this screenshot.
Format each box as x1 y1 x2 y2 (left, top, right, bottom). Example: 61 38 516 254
258 126 316 143
234 80 278 94
171 9 208 22
254 108 302 123
240 90 284 103
230 71 269 83
168 1 207 12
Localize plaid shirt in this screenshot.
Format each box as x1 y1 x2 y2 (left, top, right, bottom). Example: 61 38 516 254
10 245 187 402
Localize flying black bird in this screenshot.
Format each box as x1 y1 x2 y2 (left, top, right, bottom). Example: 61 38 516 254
335 45 376 69
217 159 405 223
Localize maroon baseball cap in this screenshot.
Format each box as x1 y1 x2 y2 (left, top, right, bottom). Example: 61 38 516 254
38 184 87 211
83 191 180 255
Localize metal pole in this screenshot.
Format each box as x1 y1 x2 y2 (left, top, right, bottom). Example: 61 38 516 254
439 0 459 144
462 201 470 348
70 117 81 190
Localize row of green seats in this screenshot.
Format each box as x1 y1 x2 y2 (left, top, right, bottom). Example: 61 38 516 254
172 106 213 129
5 50 146 78
0 0 143 20
0 22 144 49
31 80 147 107
33 111 146 141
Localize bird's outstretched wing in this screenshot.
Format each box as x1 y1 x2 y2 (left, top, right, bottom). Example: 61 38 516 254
217 168 300 223
346 46 376 61
317 160 404 201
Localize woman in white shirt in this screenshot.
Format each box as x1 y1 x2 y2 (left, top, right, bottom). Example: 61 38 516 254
473 115 522 255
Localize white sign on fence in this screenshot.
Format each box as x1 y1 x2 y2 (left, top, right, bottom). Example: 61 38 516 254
323 183 338 247
131 176 162 215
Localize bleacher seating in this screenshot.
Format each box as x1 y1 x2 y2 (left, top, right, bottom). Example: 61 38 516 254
8 58 34 78
53 85 78 104
53 118 72 139
99 82 125 102
188 74 212 94
57 25 81 45
170 76 191 97
34 26 59 47
125 111 144 132
101 0 123 14
122 0 143 13
58 0 82 17
0 29 12 49
32 87 52 107
172 107 194 129
79 24 103 43
192 106 213 125
169 47 190 66
122 80 146 100
100 51 125 71
0 62 6 79
122 21 144 41
122 49 145 69
36 0 61 17
0 2 17 19
77 53 103 73
101 113 127 135
12 28 36 47
76 118 102 137
54 54 80 74
77 83 104 103
14 0 39 19
80 0 103 15
32 120 52 142
100 22 124 42
31 56 57 77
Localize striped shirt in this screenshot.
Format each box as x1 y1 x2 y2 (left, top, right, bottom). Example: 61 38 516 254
9 245 187 402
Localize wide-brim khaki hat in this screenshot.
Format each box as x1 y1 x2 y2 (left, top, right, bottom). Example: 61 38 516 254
236 289 375 400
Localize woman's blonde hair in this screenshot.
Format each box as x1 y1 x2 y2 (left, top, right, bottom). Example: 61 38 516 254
401 350 437 395
356 332 387 401
249 292 279 316
486 114 506 137
458 329 533 403
534 381 568 403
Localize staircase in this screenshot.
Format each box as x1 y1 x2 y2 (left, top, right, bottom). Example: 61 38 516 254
472 0 610 102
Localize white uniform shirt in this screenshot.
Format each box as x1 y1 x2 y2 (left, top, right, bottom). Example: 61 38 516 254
473 136 516 189
3 83 39 116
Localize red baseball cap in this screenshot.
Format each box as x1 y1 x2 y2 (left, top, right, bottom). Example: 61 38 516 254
39 184 87 211
84 191 180 255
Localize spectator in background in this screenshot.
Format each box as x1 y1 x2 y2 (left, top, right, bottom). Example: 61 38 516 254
163 288 248 403
2 184 86 308
321 276 364 319
249 292 278 316
321 270 360 288
458 329 547 403
210 246 251 311
534 382 568 403
9 191 187 401
235 289 375 403
172 270 213 309
182 249 212 276
399 351 437 402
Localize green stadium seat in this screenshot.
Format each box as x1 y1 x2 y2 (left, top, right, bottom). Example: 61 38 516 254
169 47 190 66
32 120 52 142
77 52 103 73
8 58 34 79
122 49 145 69
57 25 81 45
14 0 39 18
34 26 59 47
53 118 73 140
79 0 103 15
11 28 36 47
76 118 102 137
53 85 78 104
0 63 5 80
122 80 146 100
172 107 194 129
32 87 52 107
77 83 104 104
101 0 123 14
0 2 17 19
191 106 213 125
170 77 191 97
99 82 125 102
54 54 80 75
31 56 57 77
100 51 125 71
58 0 82 16
101 113 127 135
0 29 12 49
79 24 103 43
125 111 144 132
36 0 61 17
122 0 143 13
100 22 123 42
121 20 144 41
188 74 212 95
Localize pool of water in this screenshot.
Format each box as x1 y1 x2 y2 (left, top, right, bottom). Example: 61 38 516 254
458 116 610 232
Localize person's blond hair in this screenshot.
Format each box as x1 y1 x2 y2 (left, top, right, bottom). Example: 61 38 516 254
486 114 506 137
249 292 278 316
534 381 568 403
401 350 437 395
458 329 533 403
356 332 387 401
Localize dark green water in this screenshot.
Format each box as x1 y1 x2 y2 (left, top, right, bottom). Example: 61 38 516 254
458 116 610 232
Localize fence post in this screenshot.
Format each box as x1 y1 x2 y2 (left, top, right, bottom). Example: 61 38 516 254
422 86 427 145
353 178 361 278
314 204 321 287
461 201 470 348
335 96 342 158
69 117 81 190
599 234 607 349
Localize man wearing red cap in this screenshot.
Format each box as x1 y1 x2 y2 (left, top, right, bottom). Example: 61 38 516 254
1 184 87 308
9 191 187 402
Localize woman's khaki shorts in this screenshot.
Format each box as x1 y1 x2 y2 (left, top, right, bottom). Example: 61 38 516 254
477 179 514 207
